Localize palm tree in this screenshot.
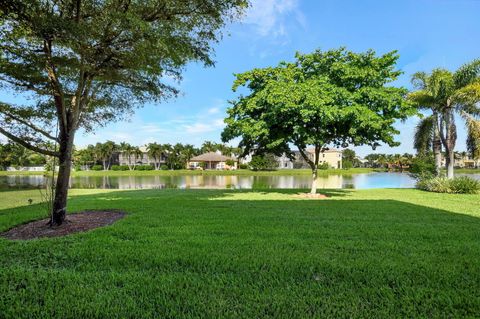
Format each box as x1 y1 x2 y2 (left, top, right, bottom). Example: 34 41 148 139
201 141 217 153
146 142 163 170
409 60 480 178
119 142 133 170
465 113 480 161
180 144 198 169
95 141 117 170
409 72 445 176
132 146 143 170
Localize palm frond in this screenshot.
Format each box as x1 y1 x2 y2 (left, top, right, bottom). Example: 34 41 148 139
414 116 434 155
454 59 480 89
464 113 480 159
411 72 428 89
454 81 480 116
407 91 436 109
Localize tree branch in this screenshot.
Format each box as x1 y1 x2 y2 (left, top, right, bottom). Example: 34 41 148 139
296 146 315 169
0 110 59 142
43 39 68 131
0 127 60 157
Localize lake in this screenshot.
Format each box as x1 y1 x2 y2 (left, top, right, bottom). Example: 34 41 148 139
2 172 479 190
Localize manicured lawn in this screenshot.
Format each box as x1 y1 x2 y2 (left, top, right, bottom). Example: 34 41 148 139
1 188 479 318
0 167 375 177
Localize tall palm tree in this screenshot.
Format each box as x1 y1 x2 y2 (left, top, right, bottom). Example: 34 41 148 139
180 144 198 169
146 142 164 170
409 72 445 176
409 60 480 178
95 141 117 170
132 146 143 170
119 142 131 169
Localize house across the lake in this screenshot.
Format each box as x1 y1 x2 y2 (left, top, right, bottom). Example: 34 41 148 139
276 149 343 169
188 152 237 170
117 146 167 166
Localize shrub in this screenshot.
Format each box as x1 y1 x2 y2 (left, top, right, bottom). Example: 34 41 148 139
416 176 452 193
410 156 436 176
160 164 169 170
249 154 278 171
318 163 330 170
111 165 129 171
135 164 154 171
342 160 353 170
239 163 248 169
449 176 480 194
91 165 103 171
73 165 82 171
225 159 236 167
416 176 480 194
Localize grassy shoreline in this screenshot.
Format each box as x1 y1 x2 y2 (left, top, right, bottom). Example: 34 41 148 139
1 188 479 317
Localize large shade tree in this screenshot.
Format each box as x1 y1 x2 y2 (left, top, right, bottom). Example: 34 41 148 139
0 0 247 225
409 61 480 178
222 48 415 194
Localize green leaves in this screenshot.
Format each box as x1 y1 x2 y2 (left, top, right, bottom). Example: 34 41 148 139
0 0 248 148
223 48 414 159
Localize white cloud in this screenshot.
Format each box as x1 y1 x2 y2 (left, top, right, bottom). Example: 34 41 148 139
207 107 220 114
183 118 225 134
242 0 304 37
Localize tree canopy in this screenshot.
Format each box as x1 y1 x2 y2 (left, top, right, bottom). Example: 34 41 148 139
0 0 247 225
222 48 416 193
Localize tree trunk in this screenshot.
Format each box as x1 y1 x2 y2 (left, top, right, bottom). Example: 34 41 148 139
310 166 318 194
444 111 457 179
446 150 455 179
51 131 74 226
432 113 442 176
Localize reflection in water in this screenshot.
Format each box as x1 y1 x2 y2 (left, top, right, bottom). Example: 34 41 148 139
2 172 479 190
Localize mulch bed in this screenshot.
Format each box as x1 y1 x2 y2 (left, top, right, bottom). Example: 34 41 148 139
293 193 330 199
1 210 126 240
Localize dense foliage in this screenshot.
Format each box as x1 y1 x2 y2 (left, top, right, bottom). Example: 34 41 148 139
248 154 278 171
0 0 247 224
222 47 416 193
0 142 48 169
416 175 480 194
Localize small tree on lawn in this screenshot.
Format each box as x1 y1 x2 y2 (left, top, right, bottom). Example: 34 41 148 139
0 0 247 225
222 48 415 194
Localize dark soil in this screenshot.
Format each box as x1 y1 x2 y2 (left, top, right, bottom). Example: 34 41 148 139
1 210 126 240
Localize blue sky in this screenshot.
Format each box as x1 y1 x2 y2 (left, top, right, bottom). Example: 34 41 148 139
3 0 480 156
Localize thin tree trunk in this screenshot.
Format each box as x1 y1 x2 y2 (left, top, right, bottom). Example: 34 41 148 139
51 131 74 226
432 112 442 176
446 150 455 179
444 110 457 179
310 166 318 194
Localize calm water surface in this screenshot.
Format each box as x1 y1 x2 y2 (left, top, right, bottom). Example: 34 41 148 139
1 172 479 190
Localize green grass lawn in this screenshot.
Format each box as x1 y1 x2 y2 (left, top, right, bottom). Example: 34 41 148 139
1 188 479 318
0 167 375 177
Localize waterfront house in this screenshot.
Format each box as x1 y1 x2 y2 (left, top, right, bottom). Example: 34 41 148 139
188 152 237 170
277 149 343 169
